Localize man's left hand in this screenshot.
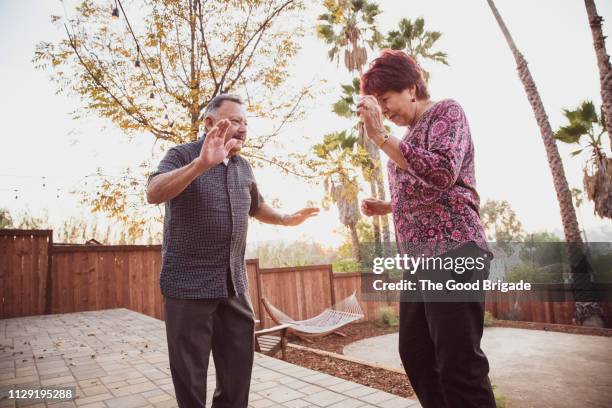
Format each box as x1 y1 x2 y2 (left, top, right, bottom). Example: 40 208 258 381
282 207 320 226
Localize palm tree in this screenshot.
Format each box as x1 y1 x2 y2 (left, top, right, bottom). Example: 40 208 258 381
383 17 449 80
317 0 387 256
330 178 362 261
317 0 383 71
313 131 363 261
331 77 390 255
554 101 611 218
486 0 604 326
584 0 612 147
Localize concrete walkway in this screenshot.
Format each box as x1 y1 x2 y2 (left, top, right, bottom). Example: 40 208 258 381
343 327 612 408
0 309 420 408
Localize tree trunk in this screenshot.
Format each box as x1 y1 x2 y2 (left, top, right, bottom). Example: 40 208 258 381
486 0 604 326
369 177 383 256
361 122 391 255
585 0 612 148
359 122 383 256
375 168 392 256
349 222 361 261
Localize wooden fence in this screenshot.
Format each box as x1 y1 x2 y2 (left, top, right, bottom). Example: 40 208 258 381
1 229 610 328
51 244 165 319
258 264 335 327
0 230 52 318
333 272 399 321
485 285 612 327
45 244 261 323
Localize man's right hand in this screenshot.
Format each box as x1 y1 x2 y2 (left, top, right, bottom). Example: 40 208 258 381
193 119 239 172
361 198 392 216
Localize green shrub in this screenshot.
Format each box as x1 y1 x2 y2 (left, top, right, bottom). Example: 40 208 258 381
591 252 612 282
484 311 495 327
332 258 361 273
376 306 399 327
493 384 507 407
505 262 564 283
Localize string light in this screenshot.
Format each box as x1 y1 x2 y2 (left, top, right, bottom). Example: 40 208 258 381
113 0 174 122
111 0 119 20
0 174 150 206
135 45 141 67
60 0 177 130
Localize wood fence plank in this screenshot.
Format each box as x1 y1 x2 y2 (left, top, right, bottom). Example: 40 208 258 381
23 235 33 317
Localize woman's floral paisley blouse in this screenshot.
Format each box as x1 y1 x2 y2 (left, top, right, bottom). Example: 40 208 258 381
387 99 491 257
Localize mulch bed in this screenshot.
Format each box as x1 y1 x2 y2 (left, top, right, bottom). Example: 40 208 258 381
274 322 414 398
283 347 415 398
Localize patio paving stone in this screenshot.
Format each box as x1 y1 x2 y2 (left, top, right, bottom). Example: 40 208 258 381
1 309 420 408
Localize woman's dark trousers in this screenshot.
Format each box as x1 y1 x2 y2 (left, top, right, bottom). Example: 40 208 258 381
398 243 496 408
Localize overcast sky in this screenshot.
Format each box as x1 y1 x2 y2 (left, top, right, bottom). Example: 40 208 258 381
1 0 611 246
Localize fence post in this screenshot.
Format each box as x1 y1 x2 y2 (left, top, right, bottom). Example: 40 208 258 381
328 264 336 307
44 230 53 314
253 259 266 327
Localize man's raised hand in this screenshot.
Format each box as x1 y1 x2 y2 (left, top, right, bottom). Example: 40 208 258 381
281 207 320 226
194 119 239 171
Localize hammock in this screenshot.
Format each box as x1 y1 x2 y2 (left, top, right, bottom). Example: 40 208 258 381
261 291 364 337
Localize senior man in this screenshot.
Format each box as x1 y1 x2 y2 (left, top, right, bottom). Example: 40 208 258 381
147 94 318 408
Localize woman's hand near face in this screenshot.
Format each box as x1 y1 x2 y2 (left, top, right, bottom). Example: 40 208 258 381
356 95 386 144
357 95 412 172
361 198 392 216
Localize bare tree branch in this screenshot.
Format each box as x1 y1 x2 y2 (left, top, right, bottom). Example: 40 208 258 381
64 24 175 140
242 151 316 179
213 0 297 100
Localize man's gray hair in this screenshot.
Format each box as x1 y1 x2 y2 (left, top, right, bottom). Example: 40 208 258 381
203 93 243 118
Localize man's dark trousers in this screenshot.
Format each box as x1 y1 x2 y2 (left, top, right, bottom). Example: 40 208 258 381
398 243 496 408
164 279 255 408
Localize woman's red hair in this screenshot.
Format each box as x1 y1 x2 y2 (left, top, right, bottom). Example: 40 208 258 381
360 50 429 99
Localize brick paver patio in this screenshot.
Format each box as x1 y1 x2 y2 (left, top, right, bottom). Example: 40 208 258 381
0 309 420 408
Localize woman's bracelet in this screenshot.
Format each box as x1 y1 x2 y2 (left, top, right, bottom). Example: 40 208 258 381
377 132 389 148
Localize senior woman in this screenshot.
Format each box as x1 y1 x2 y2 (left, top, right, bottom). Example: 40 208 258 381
357 50 496 408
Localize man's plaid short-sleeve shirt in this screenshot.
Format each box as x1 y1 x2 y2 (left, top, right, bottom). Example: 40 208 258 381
149 136 263 299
